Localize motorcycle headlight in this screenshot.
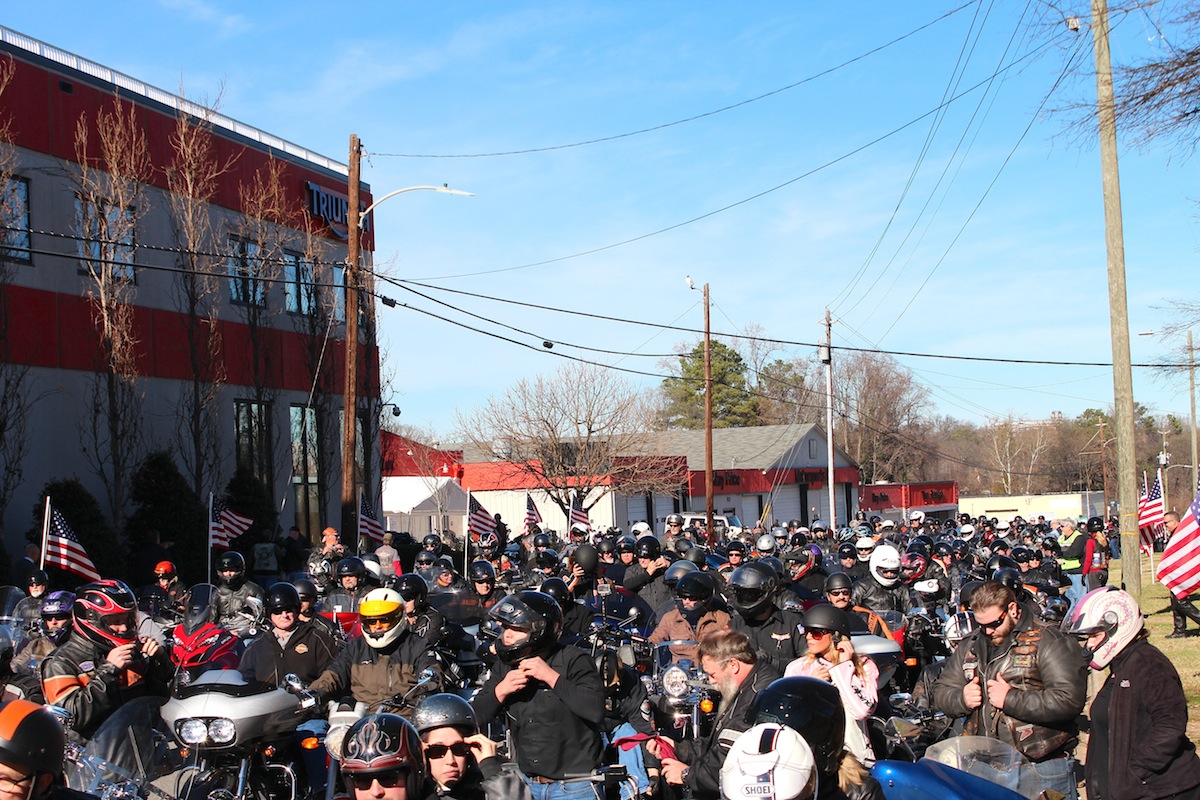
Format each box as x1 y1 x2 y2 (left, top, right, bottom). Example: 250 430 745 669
177 719 208 745
661 666 689 699
208 718 236 744
326 725 351 761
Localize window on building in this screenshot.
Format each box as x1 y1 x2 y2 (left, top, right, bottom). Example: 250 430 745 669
809 438 818 460
75 196 135 281
235 399 272 487
332 263 346 320
228 237 264 306
0 176 30 263
284 252 315 315
290 404 321 539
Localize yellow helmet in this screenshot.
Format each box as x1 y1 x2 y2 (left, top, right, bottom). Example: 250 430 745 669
358 588 405 649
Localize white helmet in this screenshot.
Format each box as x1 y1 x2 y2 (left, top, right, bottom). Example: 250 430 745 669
1061 586 1142 669
959 523 975 537
869 545 902 588
756 534 777 555
909 510 926 524
855 536 876 554
721 722 817 800
358 588 406 649
631 521 651 534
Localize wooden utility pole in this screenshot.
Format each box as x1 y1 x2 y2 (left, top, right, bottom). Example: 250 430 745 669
340 134 362 543
704 282 714 545
824 309 837 530
1091 0 1141 602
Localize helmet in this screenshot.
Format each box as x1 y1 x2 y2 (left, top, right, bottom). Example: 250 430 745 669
823 572 853 594
789 532 809 549
909 510 926 524
1086 516 1105 534
663 560 699 589
674 572 715 604
533 533 553 550
960 523 976 537
634 536 662 560
40 590 74 618
1062 586 1143 669
782 549 814 579
992 567 1024 597
0 699 67 779
726 540 748 555
265 582 301 615
868 545 902 588
836 543 856 561
943 611 978 646
336 557 366 581
73 579 138 650
615 535 637 554
951 540 970 559
772 529 789 546
597 538 616 556
758 556 785 579
362 559 383 586
154 561 177 580
958 580 984 609
787 519 803 530
1010 546 1034 564
489 591 563 665
751 677 846 779
855 537 875 556
570 522 589 540
683 546 707 569
674 539 695 557
358 588 406 649
468 560 497 584
728 563 778 617
28 570 48 588
538 578 573 612
394 573 429 605
216 551 246 589
341 714 424 795
801 604 851 638
810 520 827 533
666 513 684 527
412 693 478 735
720 723 817 800
294 578 318 603
986 554 1018 574
423 534 442 550
572 544 600 575
534 549 561 573
932 541 953 559
899 553 927 584
630 522 652 535
413 550 437 569
755 534 777 555
905 541 929 560
478 532 501 560
1040 596 1071 626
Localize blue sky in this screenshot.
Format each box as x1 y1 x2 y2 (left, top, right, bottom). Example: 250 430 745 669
7 2 1200 438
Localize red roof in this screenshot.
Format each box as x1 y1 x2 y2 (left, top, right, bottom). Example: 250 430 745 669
459 461 615 492
380 431 461 477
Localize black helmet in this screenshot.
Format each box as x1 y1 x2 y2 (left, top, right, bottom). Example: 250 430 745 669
489 591 563 665
905 542 929 560
615 535 637 554
413 550 437 569
758 556 785 579
683 546 707 569
412 693 478 735
932 540 953 558
535 549 561 573
959 580 984 609
674 571 715 603
596 538 616 556
951 540 970 559
394 573 429 605
1086 516 1105 533
751 677 846 779
666 513 685 527
992 567 1024 596
294 578 318 603
538 578 573 612
468 560 496 584
674 539 694 557
533 533 553 550
634 536 662 560
0 699 67 779
216 551 246 589
789 532 809 549
985 554 1018 574
663 560 699 588
478 532 501 560
572 544 600 575
823 572 854 594
28 570 48 588
73 579 138 651
787 519 803 530
1010 546 1034 564
801 604 851 638
265 582 301 615
726 540 748 555
341 714 424 796
423 534 442 551
728 563 778 617
837 543 856 560
336 556 366 580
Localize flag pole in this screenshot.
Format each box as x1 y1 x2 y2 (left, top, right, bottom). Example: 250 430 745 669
39 496 51 570
207 492 214 583
464 489 471 576
356 488 365 556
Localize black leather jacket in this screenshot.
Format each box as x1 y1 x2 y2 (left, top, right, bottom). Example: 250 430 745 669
730 606 806 671
852 576 914 615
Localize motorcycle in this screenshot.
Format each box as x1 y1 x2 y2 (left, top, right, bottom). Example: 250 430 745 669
894 735 1065 800
317 592 361 640
168 585 244 682
646 640 717 742
427 584 487 691
867 692 952 762
896 607 951 692
160 670 318 800
59 698 175 800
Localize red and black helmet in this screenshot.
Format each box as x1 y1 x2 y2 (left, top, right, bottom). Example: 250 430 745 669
154 561 177 580
73 579 138 650
0 699 67 779
341 713 424 795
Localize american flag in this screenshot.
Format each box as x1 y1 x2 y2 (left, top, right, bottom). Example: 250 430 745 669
524 493 542 536
570 493 590 530
1138 471 1165 554
467 495 496 540
1157 489 1200 600
358 492 385 545
210 496 253 549
45 507 101 582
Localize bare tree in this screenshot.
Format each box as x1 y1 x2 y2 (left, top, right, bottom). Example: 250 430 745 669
833 351 932 483
0 57 34 539
457 362 685 521
164 89 237 500
985 415 1050 495
73 96 151 524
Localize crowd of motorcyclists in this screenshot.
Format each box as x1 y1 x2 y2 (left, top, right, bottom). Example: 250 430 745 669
0 508 1194 800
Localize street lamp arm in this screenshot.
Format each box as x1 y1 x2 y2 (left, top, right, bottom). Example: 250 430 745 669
359 184 475 228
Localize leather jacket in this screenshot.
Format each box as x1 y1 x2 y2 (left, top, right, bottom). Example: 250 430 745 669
730 605 806 671
214 580 265 627
851 576 914 615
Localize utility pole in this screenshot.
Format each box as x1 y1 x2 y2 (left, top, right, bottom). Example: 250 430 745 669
822 309 837 530
1191 329 1197 497
703 282 714 546
1091 0 1141 601
340 134 362 544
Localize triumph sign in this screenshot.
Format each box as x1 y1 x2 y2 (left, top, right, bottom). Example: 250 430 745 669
306 182 371 240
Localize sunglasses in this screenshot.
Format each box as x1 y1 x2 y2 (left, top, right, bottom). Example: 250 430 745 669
425 742 472 759
346 769 408 790
805 628 831 639
976 611 1009 632
827 589 851 597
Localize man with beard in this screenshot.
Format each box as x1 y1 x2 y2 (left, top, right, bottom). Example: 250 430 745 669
646 629 780 800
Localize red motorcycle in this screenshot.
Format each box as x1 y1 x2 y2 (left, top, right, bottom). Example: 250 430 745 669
168 584 243 681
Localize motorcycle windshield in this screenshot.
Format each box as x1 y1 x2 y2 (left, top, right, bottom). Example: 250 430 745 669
428 584 484 627
0 586 27 654
184 584 218 636
878 610 905 632
584 586 655 635
323 593 356 614
65 696 169 795
923 735 1037 796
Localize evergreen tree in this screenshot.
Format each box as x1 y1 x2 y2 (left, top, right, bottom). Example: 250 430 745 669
125 451 207 585
659 340 759 429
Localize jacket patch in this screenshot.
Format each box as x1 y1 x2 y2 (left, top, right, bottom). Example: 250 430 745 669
294 644 308 654
79 661 94 672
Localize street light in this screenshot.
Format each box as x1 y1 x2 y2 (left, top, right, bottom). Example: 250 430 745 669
340 132 475 543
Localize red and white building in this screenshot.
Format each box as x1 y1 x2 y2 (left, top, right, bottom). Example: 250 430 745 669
857 480 959 524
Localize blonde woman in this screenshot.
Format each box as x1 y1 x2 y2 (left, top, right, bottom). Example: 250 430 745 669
784 604 879 765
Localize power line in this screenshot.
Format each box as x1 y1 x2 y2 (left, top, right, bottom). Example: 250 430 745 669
366 3 979 160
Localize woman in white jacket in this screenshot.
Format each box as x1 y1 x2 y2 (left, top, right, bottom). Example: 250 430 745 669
784 604 879 765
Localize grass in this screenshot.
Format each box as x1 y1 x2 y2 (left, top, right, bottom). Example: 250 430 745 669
1107 559 1200 744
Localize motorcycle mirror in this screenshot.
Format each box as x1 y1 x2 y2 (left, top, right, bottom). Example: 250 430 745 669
44 705 74 730
889 692 915 710
884 716 922 742
283 673 305 693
